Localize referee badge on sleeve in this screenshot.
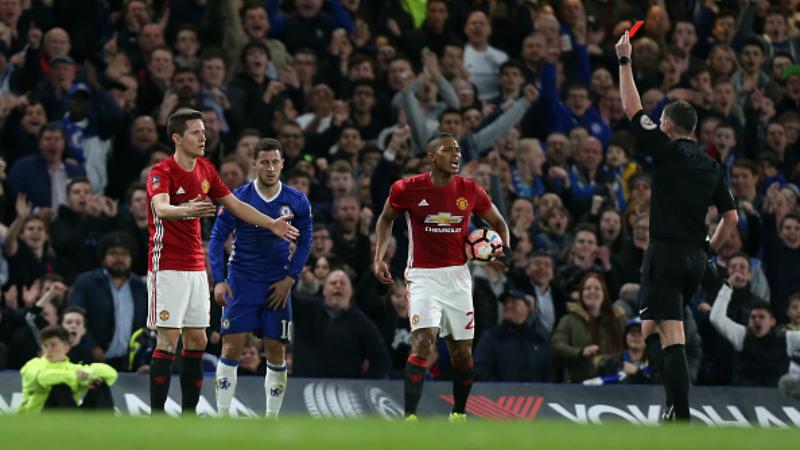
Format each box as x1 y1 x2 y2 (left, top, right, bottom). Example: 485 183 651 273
640 115 657 130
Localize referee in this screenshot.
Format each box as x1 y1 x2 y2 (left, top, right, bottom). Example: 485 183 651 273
616 32 738 422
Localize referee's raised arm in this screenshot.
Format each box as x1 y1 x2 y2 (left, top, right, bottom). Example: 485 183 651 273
615 32 642 120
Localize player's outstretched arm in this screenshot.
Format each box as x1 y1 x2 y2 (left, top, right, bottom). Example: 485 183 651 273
373 198 400 284
478 203 512 272
151 193 216 220
217 194 299 240
615 32 643 120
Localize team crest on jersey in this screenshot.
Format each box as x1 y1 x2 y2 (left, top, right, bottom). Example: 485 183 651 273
151 176 160 189
201 179 210 193
280 205 292 217
411 314 420 325
456 197 469 210
159 310 170 321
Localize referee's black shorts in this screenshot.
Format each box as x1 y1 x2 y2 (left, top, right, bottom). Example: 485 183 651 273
638 240 706 321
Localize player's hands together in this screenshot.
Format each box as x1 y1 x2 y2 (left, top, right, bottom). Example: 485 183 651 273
615 31 632 59
374 260 393 284
270 214 299 241
213 282 232 307
184 195 216 218
267 276 295 309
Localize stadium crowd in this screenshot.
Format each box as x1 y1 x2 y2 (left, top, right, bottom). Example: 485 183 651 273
0 0 799 389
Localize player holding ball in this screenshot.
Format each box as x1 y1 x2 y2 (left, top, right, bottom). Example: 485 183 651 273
373 133 510 422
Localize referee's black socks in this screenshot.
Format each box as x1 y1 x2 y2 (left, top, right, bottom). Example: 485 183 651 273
404 355 428 416
663 344 691 421
150 349 175 413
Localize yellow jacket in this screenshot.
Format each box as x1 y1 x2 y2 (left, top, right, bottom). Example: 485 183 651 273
18 356 118 414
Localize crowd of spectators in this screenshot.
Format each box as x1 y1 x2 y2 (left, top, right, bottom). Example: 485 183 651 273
0 0 799 388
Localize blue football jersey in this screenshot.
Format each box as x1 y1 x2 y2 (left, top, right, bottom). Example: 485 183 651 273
209 181 313 284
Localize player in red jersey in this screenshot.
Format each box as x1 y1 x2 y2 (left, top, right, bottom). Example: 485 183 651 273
146 109 298 415
373 133 510 421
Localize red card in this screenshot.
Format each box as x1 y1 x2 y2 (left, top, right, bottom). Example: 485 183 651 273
629 20 644 38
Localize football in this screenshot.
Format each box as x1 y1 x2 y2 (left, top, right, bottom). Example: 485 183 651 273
465 228 503 264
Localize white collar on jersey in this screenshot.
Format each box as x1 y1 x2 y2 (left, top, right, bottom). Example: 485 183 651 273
253 180 282 203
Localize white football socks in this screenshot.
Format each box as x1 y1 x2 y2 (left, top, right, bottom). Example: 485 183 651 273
215 358 239 416
265 362 288 418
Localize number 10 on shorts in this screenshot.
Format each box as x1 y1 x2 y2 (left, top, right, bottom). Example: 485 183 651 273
281 320 293 340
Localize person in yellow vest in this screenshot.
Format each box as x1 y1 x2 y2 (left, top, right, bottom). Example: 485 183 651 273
18 325 118 413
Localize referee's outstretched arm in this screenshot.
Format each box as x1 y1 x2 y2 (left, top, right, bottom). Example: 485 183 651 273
615 31 738 253
615 32 643 121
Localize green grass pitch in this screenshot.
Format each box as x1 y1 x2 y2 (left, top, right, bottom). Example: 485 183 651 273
1 413 799 450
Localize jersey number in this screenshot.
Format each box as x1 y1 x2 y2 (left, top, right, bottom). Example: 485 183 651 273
281 320 293 340
465 311 474 330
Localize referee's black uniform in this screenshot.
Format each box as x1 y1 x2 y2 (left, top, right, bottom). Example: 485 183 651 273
631 110 737 321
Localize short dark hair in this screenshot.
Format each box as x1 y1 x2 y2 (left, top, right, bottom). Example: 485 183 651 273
499 59 525 75
742 37 765 54
426 132 457 153
780 212 800 229
732 159 758 176
663 100 698 135
749 300 774 317
728 251 751 268
200 46 226 63
167 108 202 141
97 231 137 259
62 305 87 319
254 138 282 159
439 107 462 122
662 45 687 60
172 65 198 81
40 325 70 344
125 182 147 204
67 177 91 194
38 121 65 140
286 169 310 183
573 222 599 241
241 39 270 64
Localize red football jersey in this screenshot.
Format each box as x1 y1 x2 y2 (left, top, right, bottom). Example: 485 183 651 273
389 172 492 269
146 156 230 271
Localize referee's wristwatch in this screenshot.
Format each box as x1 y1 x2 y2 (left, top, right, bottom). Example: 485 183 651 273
618 56 631 66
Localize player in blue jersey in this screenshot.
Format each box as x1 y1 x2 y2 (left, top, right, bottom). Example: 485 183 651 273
209 138 313 417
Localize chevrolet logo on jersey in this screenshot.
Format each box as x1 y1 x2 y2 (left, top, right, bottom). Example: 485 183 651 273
424 212 464 226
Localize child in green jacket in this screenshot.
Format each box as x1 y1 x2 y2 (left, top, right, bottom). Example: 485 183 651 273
19 325 118 413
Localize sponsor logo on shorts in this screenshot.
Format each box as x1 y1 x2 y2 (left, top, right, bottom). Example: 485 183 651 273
411 314 419 325
222 319 230 329
159 310 170 321
456 197 469 210
201 179 210 193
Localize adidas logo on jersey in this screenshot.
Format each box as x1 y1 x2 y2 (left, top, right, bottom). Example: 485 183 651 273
418 199 429 207
176 187 186 195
